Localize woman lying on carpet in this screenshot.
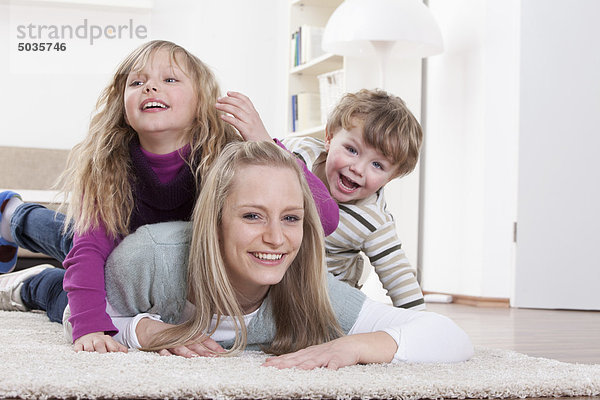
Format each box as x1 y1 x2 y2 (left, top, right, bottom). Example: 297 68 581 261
89 140 473 369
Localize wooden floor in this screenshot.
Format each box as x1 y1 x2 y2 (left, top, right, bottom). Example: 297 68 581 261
428 302 600 364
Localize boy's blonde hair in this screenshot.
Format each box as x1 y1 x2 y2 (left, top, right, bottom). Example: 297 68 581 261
326 89 423 178
58 40 240 238
145 141 343 355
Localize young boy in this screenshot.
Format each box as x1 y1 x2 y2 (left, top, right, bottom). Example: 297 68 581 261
216 89 424 310
282 89 425 310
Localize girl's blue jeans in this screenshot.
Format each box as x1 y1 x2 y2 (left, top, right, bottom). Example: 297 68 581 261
10 203 72 323
20 267 67 323
11 203 72 262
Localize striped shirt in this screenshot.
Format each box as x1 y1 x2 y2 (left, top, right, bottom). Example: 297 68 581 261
282 136 425 310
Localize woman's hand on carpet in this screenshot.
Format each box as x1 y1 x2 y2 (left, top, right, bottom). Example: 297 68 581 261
137 317 225 358
157 336 226 358
262 332 397 370
73 331 128 353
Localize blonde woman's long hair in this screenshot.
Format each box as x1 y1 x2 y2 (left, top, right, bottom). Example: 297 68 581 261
145 141 343 355
58 40 240 237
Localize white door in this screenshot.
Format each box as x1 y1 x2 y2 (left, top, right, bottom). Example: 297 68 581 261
513 0 600 310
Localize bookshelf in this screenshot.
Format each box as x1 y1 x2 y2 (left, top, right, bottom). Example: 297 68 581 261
287 0 345 138
290 53 342 76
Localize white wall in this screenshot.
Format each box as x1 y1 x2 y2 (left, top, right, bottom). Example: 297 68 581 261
1 0 287 149
421 0 519 298
150 0 288 138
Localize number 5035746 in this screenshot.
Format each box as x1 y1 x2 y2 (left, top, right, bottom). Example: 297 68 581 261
18 42 67 51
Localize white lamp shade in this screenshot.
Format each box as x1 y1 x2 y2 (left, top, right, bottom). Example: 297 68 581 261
322 0 443 58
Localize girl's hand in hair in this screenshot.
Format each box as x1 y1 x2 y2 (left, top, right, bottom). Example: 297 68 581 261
74 331 128 353
216 91 271 142
262 332 397 370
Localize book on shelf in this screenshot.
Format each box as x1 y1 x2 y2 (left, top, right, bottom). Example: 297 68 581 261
290 32 297 68
291 94 297 132
291 92 321 133
318 69 345 124
290 25 325 68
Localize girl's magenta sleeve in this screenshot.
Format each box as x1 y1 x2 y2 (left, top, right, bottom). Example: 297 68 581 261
274 138 339 236
62 224 119 341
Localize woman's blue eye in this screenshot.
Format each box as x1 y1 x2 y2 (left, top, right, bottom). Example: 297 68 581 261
243 213 259 220
130 80 143 86
284 215 301 223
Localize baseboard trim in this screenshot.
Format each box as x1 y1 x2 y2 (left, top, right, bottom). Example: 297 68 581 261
424 291 510 308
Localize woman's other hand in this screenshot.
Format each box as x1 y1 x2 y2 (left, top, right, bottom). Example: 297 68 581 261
262 331 397 370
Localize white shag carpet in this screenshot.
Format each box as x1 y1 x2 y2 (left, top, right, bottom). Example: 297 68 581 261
1 311 599 400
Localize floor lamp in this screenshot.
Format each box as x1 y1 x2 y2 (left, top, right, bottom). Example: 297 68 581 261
322 0 443 289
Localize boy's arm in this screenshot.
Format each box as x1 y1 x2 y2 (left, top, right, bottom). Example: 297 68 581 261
364 222 426 310
216 91 340 236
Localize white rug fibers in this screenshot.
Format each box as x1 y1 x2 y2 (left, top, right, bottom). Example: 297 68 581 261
1 310 599 400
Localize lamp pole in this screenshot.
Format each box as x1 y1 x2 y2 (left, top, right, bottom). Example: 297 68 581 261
371 40 395 89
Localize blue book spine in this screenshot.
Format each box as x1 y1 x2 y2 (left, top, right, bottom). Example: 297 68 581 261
291 94 297 132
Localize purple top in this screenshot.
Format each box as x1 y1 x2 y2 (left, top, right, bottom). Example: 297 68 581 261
62 139 340 341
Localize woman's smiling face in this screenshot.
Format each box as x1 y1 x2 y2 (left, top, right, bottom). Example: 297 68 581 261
219 164 304 303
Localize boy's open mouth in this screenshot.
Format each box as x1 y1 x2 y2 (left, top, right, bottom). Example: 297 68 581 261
339 174 360 192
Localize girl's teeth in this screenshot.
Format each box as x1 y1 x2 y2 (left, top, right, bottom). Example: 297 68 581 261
144 101 167 109
253 252 283 261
